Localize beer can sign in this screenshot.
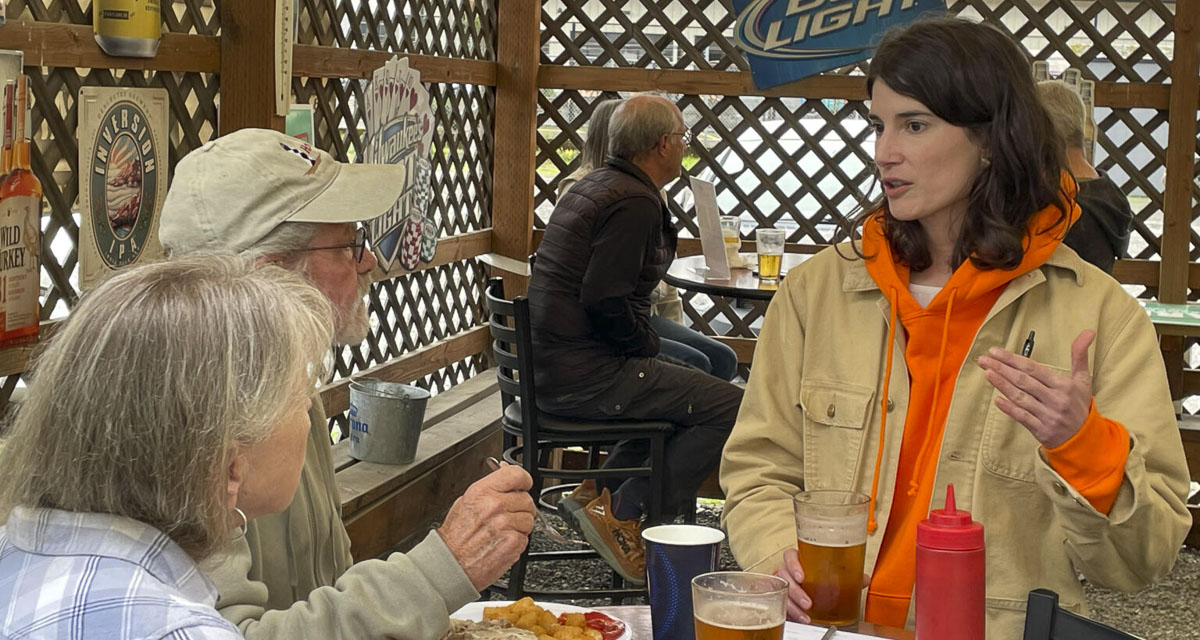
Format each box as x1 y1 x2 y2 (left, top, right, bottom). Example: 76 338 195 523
94 0 161 58
89 100 159 269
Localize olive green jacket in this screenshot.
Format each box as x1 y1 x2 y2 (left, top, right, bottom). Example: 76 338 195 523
201 396 478 639
720 245 1191 639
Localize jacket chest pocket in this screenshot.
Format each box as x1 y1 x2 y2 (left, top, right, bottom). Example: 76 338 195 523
980 365 1068 483
800 380 875 491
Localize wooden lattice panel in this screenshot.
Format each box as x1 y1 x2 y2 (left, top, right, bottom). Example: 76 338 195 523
326 260 489 436
296 0 496 60
6 0 219 34
541 0 1175 83
292 78 494 236
0 67 217 407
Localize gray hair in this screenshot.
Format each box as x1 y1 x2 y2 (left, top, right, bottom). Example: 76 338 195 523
0 255 333 560
1036 80 1087 148
578 99 623 172
609 95 680 161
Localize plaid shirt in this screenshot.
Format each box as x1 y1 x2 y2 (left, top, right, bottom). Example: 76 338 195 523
0 506 241 640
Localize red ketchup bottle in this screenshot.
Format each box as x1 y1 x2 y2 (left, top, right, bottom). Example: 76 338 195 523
915 484 985 640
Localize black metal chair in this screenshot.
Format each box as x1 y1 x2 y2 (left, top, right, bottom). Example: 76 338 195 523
1023 589 1139 639
484 276 678 600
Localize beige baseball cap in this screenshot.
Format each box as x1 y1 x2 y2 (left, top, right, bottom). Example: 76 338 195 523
159 128 404 255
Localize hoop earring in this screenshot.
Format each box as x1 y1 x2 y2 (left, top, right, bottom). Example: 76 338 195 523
232 507 248 541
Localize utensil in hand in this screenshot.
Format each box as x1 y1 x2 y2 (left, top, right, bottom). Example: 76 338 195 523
820 625 838 640
485 456 572 545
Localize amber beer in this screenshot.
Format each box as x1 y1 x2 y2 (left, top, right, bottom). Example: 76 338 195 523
794 491 870 628
694 610 784 640
757 253 782 280
798 538 868 627
692 572 787 640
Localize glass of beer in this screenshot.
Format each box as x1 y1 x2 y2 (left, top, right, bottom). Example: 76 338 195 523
692 571 788 640
755 229 786 281
720 216 742 268
793 491 870 628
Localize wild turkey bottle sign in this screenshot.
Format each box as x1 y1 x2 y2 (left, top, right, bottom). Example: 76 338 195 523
78 87 168 290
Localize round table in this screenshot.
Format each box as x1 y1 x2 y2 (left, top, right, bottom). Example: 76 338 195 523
663 253 810 300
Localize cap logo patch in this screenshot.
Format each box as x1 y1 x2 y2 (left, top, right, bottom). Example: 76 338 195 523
279 141 321 175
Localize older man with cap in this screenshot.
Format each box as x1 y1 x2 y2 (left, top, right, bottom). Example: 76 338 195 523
159 128 536 640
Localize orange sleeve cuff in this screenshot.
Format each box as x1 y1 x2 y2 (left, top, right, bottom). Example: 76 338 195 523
1043 399 1130 514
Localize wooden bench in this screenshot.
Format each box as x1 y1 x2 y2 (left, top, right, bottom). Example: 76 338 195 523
335 373 503 562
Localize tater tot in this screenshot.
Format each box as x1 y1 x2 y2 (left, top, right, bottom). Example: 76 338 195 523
560 612 586 628
582 629 602 640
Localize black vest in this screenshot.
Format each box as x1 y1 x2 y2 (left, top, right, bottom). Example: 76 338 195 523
527 159 678 395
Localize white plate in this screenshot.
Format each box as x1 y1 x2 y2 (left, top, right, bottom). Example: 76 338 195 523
450 601 632 640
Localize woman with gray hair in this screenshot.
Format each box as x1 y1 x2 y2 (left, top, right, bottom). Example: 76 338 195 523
0 255 333 639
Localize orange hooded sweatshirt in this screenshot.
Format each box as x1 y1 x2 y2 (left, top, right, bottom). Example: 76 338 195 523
860 178 1132 627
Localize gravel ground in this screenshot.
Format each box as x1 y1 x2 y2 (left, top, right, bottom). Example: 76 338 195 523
488 501 1200 639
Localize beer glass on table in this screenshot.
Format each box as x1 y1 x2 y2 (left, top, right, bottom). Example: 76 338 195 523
692 571 788 640
793 491 870 628
720 216 741 267
755 229 785 282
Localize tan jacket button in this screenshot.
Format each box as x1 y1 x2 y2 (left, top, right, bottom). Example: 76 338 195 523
827 403 836 418
887 399 895 412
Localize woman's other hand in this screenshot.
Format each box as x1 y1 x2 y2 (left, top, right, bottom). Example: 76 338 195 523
978 329 1095 448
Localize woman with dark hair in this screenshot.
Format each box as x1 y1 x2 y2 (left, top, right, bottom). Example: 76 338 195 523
720 17 1189 638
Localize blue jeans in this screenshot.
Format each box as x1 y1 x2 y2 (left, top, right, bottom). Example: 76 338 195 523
650 315 739 382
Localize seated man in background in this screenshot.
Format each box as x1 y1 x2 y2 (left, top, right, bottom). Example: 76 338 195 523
159 128 537 640
1038 79 1133 274
557 97 738 382
528 95 743 584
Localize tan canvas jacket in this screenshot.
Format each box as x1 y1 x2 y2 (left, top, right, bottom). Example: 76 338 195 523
720 244 1191 640
202 396 478 640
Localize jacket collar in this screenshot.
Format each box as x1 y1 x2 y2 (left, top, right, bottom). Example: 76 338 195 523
605 156 663 201
842 242 1086 294
5 505 218 605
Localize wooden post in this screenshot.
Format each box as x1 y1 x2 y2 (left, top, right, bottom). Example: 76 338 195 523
1158 1 1200 402
489 0 540 296
219 1 285 135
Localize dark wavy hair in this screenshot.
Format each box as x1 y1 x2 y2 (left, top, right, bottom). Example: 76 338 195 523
843 17 1071 271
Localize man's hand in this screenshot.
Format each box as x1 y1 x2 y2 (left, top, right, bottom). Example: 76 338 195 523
978 330 1095 449
437 463 536 591
776 549 813 623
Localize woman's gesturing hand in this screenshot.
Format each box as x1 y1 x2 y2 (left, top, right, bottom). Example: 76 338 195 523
978 330 1095 449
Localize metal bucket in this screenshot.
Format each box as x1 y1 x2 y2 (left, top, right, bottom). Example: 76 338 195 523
348 378 430 465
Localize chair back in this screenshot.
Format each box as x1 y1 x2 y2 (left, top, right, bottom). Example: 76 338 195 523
484 277 538 432
1022 589 1139 640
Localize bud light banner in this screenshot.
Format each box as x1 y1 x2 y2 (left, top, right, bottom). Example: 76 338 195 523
731 0 946 90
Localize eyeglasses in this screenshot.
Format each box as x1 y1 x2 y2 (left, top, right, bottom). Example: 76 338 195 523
667 130 693 145
297 227 369 263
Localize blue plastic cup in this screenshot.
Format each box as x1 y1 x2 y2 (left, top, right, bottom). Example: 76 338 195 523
643 524 727 640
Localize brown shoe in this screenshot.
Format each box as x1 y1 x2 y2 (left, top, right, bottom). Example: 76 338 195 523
573 488 646 585
556 479 599 527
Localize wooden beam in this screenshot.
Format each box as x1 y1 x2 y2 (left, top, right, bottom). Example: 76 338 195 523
539 65 1180 109
1158 2 1200 304
1156 1 1200 401
319 325 491 416
371 229 491 283
0 22 218 73
292 45 497 85
219 2 284 134
489 0 541 297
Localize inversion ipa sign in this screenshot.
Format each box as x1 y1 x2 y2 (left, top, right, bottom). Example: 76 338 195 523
731 0 946 90
78 87 168 290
